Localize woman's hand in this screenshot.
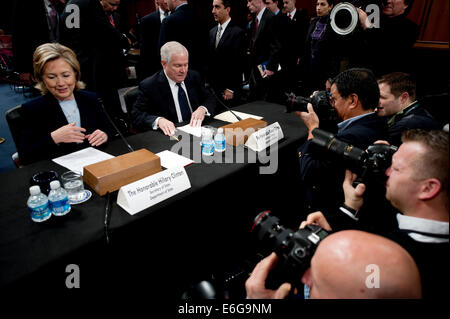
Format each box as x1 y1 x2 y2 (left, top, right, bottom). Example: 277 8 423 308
51 122 86 144
86 129 108 147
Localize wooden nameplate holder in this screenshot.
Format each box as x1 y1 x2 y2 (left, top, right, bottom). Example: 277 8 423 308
220 118 267 146
83 148 161 196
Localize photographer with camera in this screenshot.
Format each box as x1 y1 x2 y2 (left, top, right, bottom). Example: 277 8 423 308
377 72 440 146
246 230 422 299
296 68 387 217
302 129 449 299
357 0 419 76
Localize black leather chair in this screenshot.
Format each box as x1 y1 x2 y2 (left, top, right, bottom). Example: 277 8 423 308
5 104 23 167
122 86 139 133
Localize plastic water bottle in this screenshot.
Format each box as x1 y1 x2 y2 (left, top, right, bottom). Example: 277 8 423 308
27 185 52 222
201 128 214 156
48 180 71 216
214 127 226 152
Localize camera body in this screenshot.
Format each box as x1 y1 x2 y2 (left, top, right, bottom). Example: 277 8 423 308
285 91 339 130
252 211 329 288
311 128 398 186
285 90 332 113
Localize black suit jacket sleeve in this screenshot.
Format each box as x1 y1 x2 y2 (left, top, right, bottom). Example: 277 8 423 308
139 11 162 79
186 71 216 115
260 11 282 72
131 76 160 131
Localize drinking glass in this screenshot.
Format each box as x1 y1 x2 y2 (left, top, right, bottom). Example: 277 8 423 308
61 171 84 203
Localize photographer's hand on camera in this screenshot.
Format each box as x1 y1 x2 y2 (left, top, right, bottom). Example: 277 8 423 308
299 211 333 232
245 253 292 299
343 169 366 212
296 103 319 140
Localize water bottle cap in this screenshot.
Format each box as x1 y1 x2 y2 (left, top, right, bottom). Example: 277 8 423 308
29 185 41 195
217 128 223 134
50 180 61 190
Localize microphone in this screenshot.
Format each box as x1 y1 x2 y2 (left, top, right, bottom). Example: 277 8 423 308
97 97 134 153
208 87 243 122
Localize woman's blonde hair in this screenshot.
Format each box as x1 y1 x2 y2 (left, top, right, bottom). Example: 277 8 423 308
33 42 85 94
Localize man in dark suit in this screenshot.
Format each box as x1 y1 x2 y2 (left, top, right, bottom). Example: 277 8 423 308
296 68 387 216
206 0 245 109
131 42 215 136
246 0 281 101
357 0 419 76
61 0 129 120
139 0 170 80
12 0 64 83
282 0 309 90
159 0 208 75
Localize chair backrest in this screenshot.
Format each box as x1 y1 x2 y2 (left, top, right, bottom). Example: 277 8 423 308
5 104 23 149
123 86 139 132
123 86 139 114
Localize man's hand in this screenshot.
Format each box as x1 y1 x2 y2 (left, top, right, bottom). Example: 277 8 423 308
245 253 292 299
263 69 275 78
374 140 390 145
86 129 108 147
223 89 234 101
190 107 206 127
296 103 319 140
299 211 332 231
357 8 371 30
343 169 366 211
158 117 176 136
51 122 86 144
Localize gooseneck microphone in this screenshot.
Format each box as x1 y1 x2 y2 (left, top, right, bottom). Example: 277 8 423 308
97 98 134 153
208 87 243 122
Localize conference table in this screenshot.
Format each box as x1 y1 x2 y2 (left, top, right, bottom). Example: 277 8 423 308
0 101 308 295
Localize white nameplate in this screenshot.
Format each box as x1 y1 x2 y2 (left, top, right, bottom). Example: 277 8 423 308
117 167 191 215
245 122 284 152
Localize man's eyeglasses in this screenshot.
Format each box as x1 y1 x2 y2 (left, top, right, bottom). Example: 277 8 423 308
328 91 339 106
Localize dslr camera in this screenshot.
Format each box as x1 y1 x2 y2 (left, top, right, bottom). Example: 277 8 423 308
252 211 329 289
285 90 332 113
311 128 398 186
285 91 339 127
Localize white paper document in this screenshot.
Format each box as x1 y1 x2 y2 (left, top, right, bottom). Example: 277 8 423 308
52 147 115 174
156 150 194 169
177 124 202 137
117 167 191 215
213 111 263 123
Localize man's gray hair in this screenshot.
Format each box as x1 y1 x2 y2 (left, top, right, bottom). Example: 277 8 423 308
160 41 189 63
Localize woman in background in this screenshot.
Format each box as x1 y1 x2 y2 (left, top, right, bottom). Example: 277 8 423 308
18 43 114 165
301 0 339 93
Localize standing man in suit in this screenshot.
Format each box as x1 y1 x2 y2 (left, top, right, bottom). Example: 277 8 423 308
282 0 309 90
12 0 65 84
159 0 209 75
207 0 246 109
246 0 281 101
61 0 130 122
139 0 170 80
131 42 215 136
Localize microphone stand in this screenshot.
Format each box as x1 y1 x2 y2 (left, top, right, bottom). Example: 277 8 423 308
98 98 135 152
208 87 243 122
